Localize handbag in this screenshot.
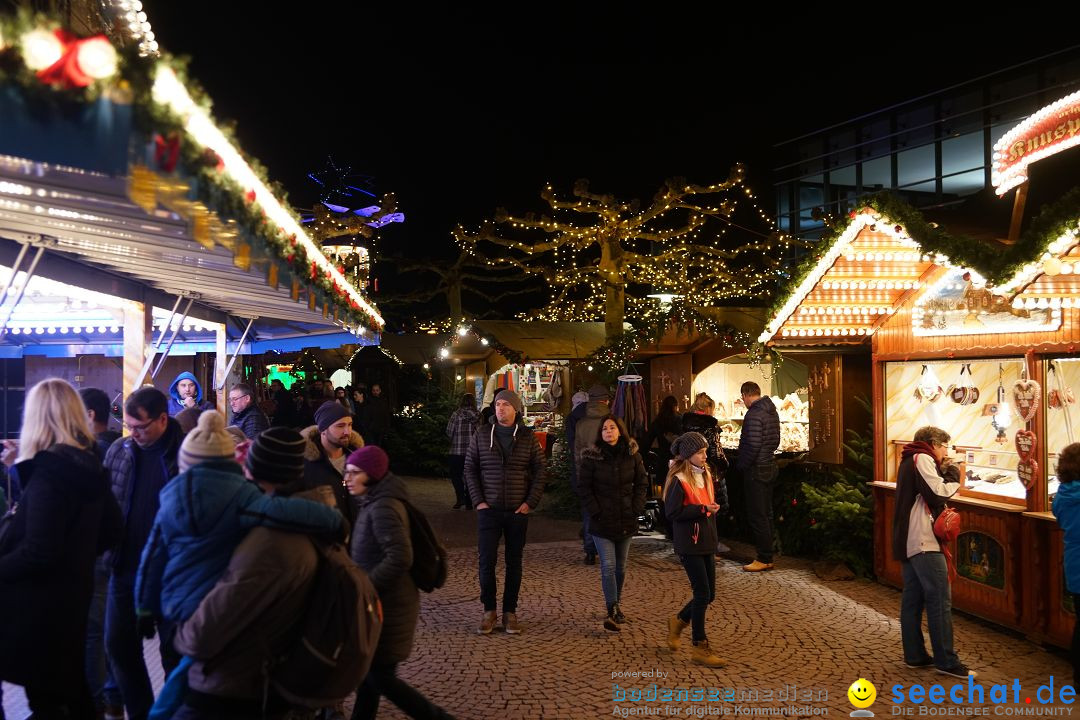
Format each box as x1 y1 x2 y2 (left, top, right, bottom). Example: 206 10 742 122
929 504 960 580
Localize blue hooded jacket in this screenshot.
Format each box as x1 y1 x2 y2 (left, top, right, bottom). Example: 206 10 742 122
1053 481 1080 594
168 371 213 416
135 459 343 622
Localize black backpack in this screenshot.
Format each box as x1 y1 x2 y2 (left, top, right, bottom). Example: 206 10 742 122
404 501 448 592
271 540 383 709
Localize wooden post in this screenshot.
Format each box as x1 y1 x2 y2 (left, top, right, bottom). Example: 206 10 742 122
215 323 227 415
122 301 152 428
1008 183 1029 244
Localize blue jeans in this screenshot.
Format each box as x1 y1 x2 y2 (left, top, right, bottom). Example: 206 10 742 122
677 553 716 643
106 572 180 720
477 509 529 612
901 552 959 670
591 534 632 609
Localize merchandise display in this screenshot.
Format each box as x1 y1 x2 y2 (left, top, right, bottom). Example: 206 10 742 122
716 393 808 452
884 358 1029 502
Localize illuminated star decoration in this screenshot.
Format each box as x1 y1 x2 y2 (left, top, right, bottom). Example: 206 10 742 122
308 157 376 207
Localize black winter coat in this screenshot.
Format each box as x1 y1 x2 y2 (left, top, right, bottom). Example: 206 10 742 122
231 403 269 440
735 396 780 470
464 420 546 511
301 425 363 529
349 472 418 665
578 439 648 540
0 444 122 686
664 472 718 555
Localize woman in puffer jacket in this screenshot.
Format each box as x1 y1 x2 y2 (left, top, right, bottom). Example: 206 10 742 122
578 414 648 633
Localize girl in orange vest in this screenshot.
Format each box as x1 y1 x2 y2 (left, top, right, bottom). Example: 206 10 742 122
662 432 724 667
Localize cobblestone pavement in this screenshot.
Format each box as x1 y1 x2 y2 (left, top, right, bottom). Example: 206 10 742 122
3 477 1073 719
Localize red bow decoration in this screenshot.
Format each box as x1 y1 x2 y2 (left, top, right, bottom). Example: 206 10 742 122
244 190 256 204
154 134 180 173
35 30 107 89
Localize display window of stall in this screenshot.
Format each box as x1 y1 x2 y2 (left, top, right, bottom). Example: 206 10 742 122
483 361 566 432
884 358 1029 505
691 355 809 453
1044 358 1080 504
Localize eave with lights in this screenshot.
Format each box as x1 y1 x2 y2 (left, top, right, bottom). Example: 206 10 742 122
0 10 382 410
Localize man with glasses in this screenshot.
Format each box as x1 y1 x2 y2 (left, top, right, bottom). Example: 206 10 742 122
103 386 185 720
228 382 269 440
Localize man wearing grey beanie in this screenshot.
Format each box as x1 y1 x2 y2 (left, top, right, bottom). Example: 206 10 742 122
465 388 546 636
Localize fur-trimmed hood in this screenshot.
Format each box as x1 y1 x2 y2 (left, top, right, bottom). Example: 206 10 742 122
300 424 365 462
580 437 639 461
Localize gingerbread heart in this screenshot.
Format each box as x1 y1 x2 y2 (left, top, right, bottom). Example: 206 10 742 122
1017 460 1038 489
1014 430 1037 462
1011 379 1041 424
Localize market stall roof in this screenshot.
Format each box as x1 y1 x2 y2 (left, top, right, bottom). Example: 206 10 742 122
0 17 384 347
759 190 1080 347
378 321 609 367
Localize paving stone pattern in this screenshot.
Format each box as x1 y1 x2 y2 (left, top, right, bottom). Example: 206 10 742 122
3 477 1072 719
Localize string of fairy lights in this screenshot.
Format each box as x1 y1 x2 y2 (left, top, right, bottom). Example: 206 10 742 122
452 166 805 324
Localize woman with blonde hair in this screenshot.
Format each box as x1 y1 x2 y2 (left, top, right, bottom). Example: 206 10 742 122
663 431 724 668
0 378 122 716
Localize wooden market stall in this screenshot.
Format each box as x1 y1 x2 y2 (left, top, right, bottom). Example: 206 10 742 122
0 15 383 435
758 88 1080 645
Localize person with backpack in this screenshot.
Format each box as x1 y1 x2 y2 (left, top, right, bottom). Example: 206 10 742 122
345 445 455 720
136 414 346 719
172 427 368 720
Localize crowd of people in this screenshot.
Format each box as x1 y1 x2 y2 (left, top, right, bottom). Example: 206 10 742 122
9 370 1076 718
0 372 452 720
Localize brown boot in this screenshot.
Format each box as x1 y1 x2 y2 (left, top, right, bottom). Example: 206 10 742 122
667 614 689 650
477 610 498 635
604 605 620 632
691 640 725 668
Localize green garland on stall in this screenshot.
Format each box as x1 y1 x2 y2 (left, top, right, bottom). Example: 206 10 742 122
0 14 382 332
584 305 782 379
767 189 1080 321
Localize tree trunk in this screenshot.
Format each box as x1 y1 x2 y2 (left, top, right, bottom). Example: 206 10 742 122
448 276 463 330
600 237 625 339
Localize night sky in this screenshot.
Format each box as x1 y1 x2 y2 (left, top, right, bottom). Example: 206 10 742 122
145 7 1080 289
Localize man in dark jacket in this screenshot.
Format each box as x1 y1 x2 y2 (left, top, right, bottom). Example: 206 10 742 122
227 382 269 440
302 400 364 527
566 384 610 564
104 386 184 720
465 389 546 636
734 381 780 572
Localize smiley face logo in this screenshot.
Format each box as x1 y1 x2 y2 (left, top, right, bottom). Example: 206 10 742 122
847 678 876 709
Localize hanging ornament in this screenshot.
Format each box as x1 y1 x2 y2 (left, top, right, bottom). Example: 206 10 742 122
74 36 118 80
1017 460 1038 490
948 364 979 405
21 28 64 71
1015 429 1037 465
1011 377 1041 423
914 365 944 403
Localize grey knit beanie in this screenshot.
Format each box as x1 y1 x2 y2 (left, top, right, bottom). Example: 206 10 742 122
671 431 708 461
494 389 523 414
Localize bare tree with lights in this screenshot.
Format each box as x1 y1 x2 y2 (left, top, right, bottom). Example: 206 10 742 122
453 165 800 337
379 249 541 329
